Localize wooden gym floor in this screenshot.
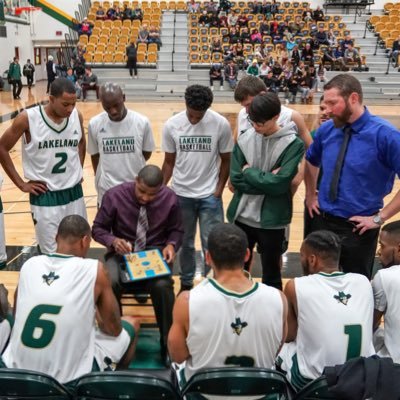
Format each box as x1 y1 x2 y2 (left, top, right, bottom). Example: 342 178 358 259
1 80 400 318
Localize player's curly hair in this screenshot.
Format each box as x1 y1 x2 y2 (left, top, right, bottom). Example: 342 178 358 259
304 230 341 263
184 85 213 111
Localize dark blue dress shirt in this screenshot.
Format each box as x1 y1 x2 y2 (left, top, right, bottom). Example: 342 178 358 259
306 107 400 218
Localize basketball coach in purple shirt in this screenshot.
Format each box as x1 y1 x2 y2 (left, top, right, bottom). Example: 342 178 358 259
92 165 184 365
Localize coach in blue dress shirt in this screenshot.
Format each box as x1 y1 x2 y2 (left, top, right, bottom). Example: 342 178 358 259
305 74 400 278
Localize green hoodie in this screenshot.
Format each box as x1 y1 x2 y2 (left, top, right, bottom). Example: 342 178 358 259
227 123 305 228
8 61 22 81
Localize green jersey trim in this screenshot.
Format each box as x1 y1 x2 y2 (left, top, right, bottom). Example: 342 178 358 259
39 105 69 134
318 272 345 277
208 278 258 298
0 261 6 270
290 353 312 391
0 196 3 213
29 183 83 207
46 253 74 259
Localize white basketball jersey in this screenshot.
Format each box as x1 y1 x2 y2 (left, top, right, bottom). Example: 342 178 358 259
22 106 83 191
87 110 155 204
184 278 284 381
373 265 400 363
3 254 98 383
237 105 294 136
295 272 375 380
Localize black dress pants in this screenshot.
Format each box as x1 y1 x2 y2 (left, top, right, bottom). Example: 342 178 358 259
235 221 286 290
12 80 22 98
309 212 380 279
104 252 175 350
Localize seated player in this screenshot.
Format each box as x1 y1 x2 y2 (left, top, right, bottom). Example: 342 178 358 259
2 215 139 383
168 223 287 383
92 165 184 366
277 230 375 391
372 221 400 363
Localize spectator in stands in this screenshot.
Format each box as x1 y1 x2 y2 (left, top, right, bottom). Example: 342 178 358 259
302 6 313 22
187 0 199 13
392 35 400 67
219 11 228 27
299 66 314 104
372 221 400 363
291 45 300 66
291 17 303 36
219 0 232 13
333 45 346 70
66 67 82 99
246 59 260 76
92 166 181 367
241 26 251 43
132 7 143 21
263 70 278 93
78 17 92 36
286 36 297 54
227 11 238 27
232 43 245 69
315 27 330 47
73 56 86 79
341 34 354 51
259 17 269 36
301 43 314 63
272 61 283 80
209 63 224 90
207 0 218 14
148 25 162 49
278 230 375 392
211 38 223 53
270 18 279 37
198 10 210 26
209 12 220 27
138 24 149 44
251 28 262 44
96 5 106 20
237 13 248 28
168 223 288 383
106 6 116 20
313 5 324 21
316 62 327 92
344 44 362 71
126 40 138 79
113 6 123 20
82 66 99 101
122 4 132 20
224 59 238 89
287 71 300 104
327 29 337 47
259 60 270 79
270 0 279 16
229 27 240 44
45 55 56 94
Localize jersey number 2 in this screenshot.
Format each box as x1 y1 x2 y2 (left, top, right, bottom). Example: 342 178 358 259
344 324 362 360
21 304 62 348
51 152 67 174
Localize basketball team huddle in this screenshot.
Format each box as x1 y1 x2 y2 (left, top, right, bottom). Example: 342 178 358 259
0 73 400 391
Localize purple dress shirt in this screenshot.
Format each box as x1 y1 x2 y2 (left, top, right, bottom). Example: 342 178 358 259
92 182 184 252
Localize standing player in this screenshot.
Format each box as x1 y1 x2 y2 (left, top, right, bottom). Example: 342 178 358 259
162 85 233 292
88 83 155 205
0 283 11 354
278 230 375 391
372 221 400 363
0 174 6 270
0 78 87 254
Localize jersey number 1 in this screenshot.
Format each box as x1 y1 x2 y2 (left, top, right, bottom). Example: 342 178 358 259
51 152 67 174
21 304 62 348
344 324 362 360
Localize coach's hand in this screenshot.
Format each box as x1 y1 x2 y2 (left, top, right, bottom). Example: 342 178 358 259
112 238 132 255
162 244 175 264
20 180 48 195
306 192 320 218
348 215 380 235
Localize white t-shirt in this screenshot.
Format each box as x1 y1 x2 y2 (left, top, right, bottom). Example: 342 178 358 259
162 109 233 198
237 105 294 137
88 110 155 203
372 265 400 363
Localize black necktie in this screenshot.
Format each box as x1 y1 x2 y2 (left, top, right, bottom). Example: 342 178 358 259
329 126 352 202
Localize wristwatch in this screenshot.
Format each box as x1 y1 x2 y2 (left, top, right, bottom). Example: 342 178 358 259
372 213 384 226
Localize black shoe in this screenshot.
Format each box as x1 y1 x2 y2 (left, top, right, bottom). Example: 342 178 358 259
161 345 171 368
134 294 148 304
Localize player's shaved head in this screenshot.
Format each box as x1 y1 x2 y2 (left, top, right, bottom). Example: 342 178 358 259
137 165 163 188
57 215 91 242
50 78 76 98
382 221 400 243
100 82 124 99
208 223 248 270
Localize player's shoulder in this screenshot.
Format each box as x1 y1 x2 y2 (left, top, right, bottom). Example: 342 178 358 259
20 254 47 274
126 109 150 124
89 111 108 127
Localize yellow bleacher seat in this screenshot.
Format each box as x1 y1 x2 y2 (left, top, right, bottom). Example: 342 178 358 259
96 43 106 52
98 35 109 44
109 35 119 44
114 52 126 62
93 52 104 63
137 52 146 62
103 53 114 63
123 19 131 28
147 52 157 63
